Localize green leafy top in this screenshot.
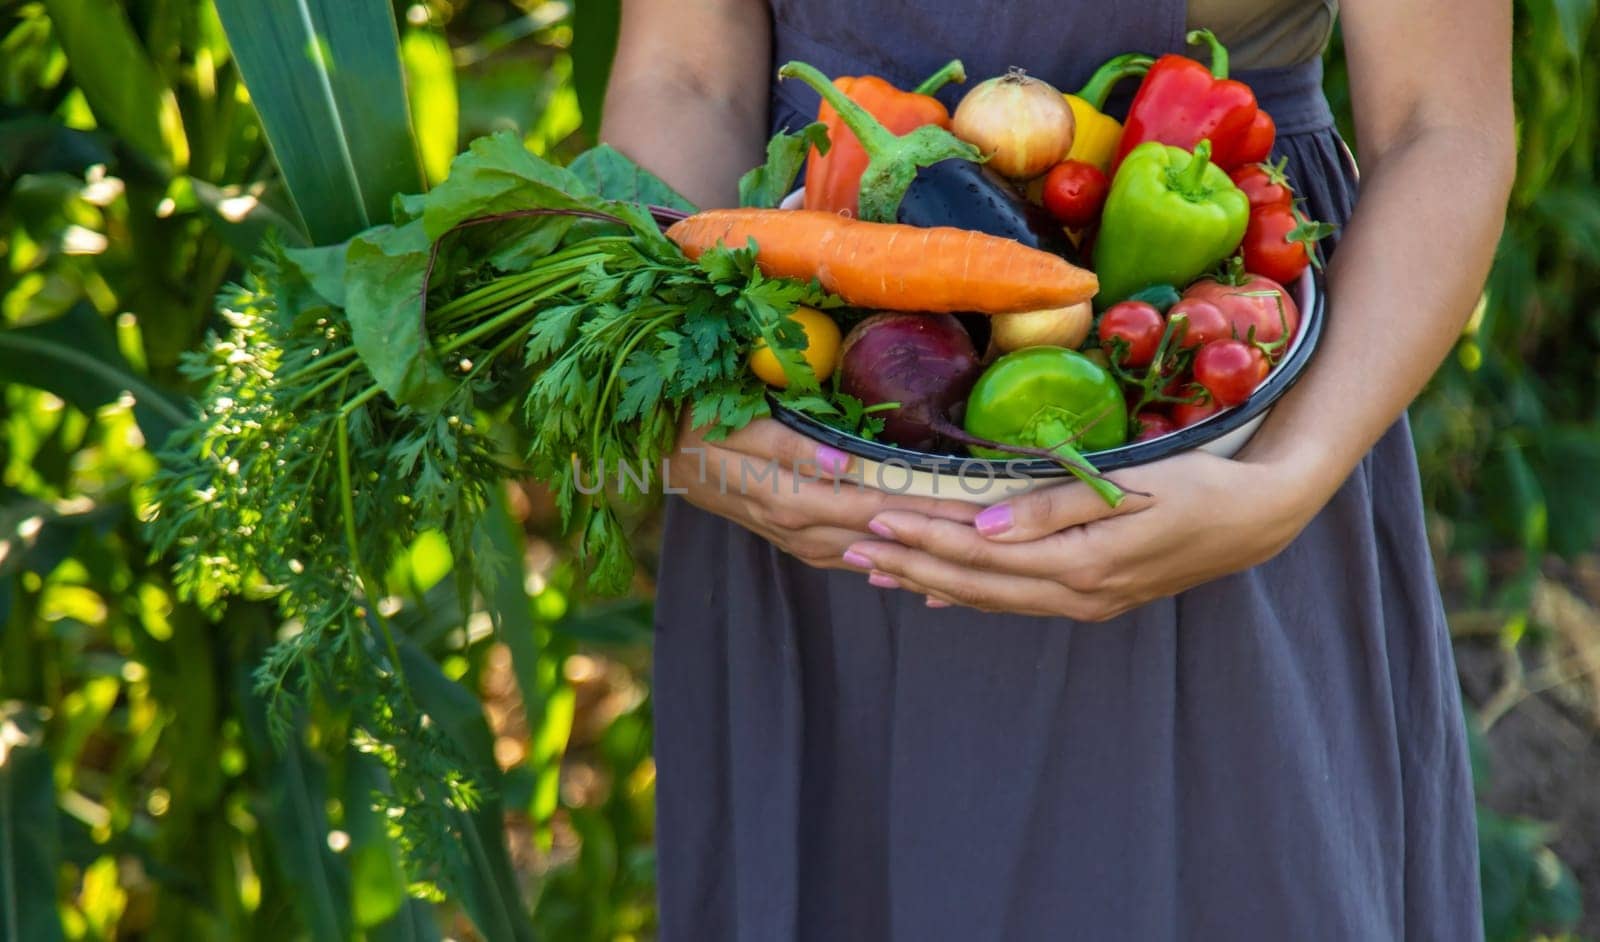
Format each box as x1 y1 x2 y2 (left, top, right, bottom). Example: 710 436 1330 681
145 131 839 885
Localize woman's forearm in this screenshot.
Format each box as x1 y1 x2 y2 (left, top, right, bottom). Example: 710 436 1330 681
1242 124 1515 497
599 0 772 209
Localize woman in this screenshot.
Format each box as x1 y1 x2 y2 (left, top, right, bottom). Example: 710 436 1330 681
602 0 1514 937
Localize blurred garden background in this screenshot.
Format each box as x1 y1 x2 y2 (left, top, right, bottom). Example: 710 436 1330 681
0 0 1596 938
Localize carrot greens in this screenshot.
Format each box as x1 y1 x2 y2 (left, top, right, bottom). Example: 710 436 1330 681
145 131 842 880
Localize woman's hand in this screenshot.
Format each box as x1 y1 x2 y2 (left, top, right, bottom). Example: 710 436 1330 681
838 449 1329 619
667 416 979 571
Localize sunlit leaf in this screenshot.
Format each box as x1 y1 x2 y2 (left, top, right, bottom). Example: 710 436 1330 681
402 24 458 186
0 303 190 445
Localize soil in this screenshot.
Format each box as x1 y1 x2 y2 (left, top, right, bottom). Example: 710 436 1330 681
1456 636 1600 939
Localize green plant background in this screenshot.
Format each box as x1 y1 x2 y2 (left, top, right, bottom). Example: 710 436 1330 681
1 1 1596 939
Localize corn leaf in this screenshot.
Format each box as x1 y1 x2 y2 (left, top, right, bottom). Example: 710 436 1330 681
0 303 190 445
237 670 352 942
213 0 422 243
42 0 190 171
342 754 410 929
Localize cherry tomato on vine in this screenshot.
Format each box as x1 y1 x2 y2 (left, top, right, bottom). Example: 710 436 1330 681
1229 159 1294 211
1184 274 1301 346
1168 298 1231 350
1194 339 1269 407
1172 397 1222 428
1097 301 1165 368
1134 410 1177 441
1041 160 1111 230
1241 204 1319 285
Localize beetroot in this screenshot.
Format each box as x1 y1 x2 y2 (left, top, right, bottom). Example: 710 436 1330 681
838 313 982 451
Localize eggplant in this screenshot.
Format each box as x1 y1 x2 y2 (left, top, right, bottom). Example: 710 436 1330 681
896 160 1078 262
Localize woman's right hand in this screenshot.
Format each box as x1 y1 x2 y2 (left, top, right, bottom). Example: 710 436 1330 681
666 416 980 571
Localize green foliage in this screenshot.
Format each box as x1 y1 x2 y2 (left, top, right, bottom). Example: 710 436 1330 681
1 1 1596 940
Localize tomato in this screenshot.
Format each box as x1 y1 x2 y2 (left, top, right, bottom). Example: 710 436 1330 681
1167 299 1230 350
748 306 842 388
1235 110 1277 167
1097 301 1165 368
1229 160 1293 211
1194 339 1268 407
1182 274 1300 347
1041 160 1111 230
1133 410 1176 441
1241 204 1313 285
1172 397 1222 428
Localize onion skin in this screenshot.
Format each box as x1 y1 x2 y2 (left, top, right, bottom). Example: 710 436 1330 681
952 69 1077 180
988 301 1093 355
838 313 982 451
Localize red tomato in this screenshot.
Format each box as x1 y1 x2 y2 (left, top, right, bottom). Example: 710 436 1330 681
1172 397 1222 428
1168 299 1231 350
1241 204 1313 285
1194 339 1269 407
1041 160 1110 230
1183 275 1300 347
1097 301 1165 368
1134 410 1176 441
1229 160 1294 211
1234 110 1277 167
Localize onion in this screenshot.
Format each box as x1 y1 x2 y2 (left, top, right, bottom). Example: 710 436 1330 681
988 301 1093 355
952 68 1076 180
838 313 982 452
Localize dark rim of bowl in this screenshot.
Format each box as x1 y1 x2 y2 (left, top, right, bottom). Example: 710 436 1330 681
771 269 1326 477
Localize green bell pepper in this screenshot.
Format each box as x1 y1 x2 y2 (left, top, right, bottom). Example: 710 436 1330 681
1092 139 1249 307
964 347 1128 506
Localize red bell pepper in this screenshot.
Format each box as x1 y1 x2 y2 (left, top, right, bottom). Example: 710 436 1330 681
802 61 965 217
1112 30 1273 173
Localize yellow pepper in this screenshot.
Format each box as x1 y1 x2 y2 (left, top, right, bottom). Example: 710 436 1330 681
1062 54 1154 172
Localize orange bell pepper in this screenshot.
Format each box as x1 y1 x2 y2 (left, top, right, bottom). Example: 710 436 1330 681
802 61 965 217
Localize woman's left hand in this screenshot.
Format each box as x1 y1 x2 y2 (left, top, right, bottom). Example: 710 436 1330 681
841 449 1334 621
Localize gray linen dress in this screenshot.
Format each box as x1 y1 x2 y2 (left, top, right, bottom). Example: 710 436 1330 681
652 1 1484 938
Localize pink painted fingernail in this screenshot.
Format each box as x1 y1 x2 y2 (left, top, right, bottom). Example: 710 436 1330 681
926 598 952 609
816 445 851 475
975 502 1013 536
868 572 900 589
867 518 894 539
842 550 873 569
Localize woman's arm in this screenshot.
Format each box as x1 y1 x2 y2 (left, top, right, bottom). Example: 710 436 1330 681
839 0 1516 616
1244 0 1515 489
601 0 770 208
605 0 980 571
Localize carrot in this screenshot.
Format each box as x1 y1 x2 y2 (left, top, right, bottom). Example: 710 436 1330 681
665 208 1099 314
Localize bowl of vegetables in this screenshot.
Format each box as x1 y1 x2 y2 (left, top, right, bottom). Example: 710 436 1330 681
745 41 1332 506
769 253 1323 505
